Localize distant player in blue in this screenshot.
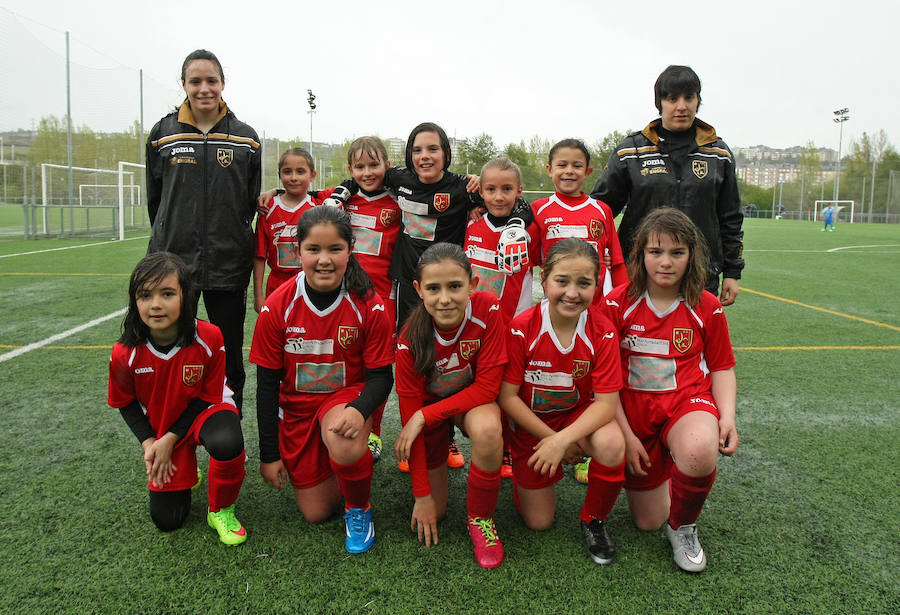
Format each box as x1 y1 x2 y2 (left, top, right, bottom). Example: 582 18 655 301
822 205 835 232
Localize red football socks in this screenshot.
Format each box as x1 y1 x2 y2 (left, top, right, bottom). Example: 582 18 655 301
207 451 246 512
331 450 374 510
669 466 717 528
466 462 501 519
579 459 625 523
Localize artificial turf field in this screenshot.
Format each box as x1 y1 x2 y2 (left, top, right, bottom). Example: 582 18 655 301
0 216 897 614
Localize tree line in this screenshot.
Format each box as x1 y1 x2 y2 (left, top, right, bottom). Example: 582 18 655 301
3 117 898 219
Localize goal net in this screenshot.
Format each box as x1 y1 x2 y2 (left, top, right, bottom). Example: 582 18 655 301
38 162 148 238
814 200 855 224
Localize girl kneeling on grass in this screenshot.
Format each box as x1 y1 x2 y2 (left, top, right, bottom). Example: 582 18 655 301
498 238 625 566
393 243 507 569
108 252 247 546
602 207 738 573
250 206 395 554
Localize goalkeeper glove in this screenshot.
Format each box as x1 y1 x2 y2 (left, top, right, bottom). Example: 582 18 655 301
322 185 351 208
496 217 530 274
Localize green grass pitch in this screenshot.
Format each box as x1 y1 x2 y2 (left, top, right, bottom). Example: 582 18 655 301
0 218 898 614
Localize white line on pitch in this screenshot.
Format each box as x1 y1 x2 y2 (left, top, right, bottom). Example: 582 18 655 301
0 309 125 363
0 235 149 259
826 244 900 252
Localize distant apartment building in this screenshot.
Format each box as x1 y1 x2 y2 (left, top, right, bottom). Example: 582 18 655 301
733 144 833 188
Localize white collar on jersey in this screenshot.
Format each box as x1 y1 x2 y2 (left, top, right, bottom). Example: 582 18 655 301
270 193 312 215
433 301 473 347
283 272 359 322
534 298 593 355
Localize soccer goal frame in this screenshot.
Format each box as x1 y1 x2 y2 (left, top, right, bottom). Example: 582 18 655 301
40 163 139 236
814 200 855 223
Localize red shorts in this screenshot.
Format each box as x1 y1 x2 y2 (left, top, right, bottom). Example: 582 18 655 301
148 402 238 492
621 388 719 491
279 383 365 489
506 406 586 490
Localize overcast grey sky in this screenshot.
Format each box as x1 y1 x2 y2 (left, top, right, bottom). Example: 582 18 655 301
1 0 896 153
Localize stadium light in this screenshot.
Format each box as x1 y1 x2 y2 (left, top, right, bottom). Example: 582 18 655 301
832 107 849 201
307 90 316 169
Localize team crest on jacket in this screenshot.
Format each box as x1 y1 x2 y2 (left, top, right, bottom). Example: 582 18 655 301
672 328 693 353
380 208 396 227
183 365 204 386
217 148 234 168
691 160 708 179
459 339 480 360
433 193 450 212
590 219 605 239
572 359 591 380
338 326 359 350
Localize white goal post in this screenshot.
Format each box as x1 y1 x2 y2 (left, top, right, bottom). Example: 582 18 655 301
118 161 145 240
40 163 138 235
814 200 855 223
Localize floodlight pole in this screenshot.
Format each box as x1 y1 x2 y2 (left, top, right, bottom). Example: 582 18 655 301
66 31 74 235
307 89 316 188
832 108 849 201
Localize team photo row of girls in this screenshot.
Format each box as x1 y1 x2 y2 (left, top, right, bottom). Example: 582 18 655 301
110 48 741 573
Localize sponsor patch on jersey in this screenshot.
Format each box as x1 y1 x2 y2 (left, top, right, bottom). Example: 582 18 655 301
640 166 667 176
183 365 203 386
338 326 359 350
672 328 693 353
531 387 580 413
546 224 588 240
353 227 383 256
589 219 605 239
572 360 590 380
524 369 574 388
623 334 670 355
350 212 377 230
472 263 505 297
216 148 233 168
402 211 437 241
459 339 480 361
628 356 676 391
692 160 708 179
467 246 496 263
295 361 345 393
171 156 196 166
380 208 397 227
433 193 450 212
284 337 334 355
276 234 301 269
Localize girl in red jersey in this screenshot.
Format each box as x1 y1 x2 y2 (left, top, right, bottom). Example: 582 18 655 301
250 206 395 554
530 138 628 297
253 148 320 312
498 238 625 566
530 138 630 485
601 208 738 573
108 252 247 545
392 243 507 569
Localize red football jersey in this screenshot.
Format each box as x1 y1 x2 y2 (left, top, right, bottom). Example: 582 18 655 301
600 285 736 396
503 300 622 416
249 272 395 415
464 216 539 320
531 192 626 295
255 194 320 295
107 320 234 435
344 190 401 303
396 291 507 414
